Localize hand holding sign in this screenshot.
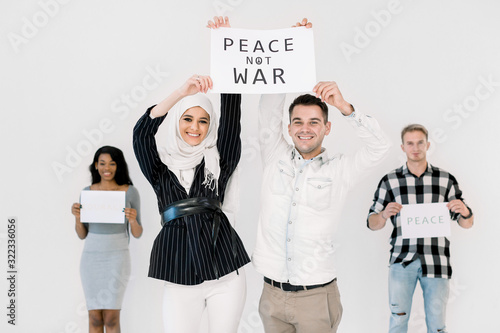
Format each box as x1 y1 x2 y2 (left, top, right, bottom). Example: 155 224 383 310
292 18 313 29
447 199 470 217
124 208 138 224
313 81 355 116
151 74 213 118
207 16 231 29
180 75 213 95
381 202 403 220
71 202 81 219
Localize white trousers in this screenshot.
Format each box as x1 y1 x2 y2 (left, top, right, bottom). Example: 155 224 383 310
162 269 246 333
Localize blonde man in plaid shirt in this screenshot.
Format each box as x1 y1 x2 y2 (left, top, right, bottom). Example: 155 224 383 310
368 124 474 333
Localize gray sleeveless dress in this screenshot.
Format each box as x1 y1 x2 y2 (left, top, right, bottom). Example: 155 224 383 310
79 186 141 310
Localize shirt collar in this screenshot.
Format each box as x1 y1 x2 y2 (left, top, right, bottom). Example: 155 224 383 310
292 147 327 160
402 162 433 176
292 147 328 168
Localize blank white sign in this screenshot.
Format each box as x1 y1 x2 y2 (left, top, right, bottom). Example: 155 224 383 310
80 190 126 224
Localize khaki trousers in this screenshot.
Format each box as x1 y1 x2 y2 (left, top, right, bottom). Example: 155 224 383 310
259 279 343 333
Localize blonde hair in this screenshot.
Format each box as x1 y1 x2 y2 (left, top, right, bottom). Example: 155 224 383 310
401 124 428 143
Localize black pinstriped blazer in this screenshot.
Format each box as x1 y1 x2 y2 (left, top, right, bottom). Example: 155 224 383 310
133 94 250 285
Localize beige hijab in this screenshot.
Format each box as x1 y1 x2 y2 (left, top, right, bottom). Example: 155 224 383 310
161 94 220 193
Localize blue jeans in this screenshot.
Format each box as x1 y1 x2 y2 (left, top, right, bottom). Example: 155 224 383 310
388 259 449 333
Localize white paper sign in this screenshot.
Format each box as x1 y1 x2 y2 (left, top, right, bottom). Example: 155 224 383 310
400 202 451 239
80 191 126 224
210 27 316 94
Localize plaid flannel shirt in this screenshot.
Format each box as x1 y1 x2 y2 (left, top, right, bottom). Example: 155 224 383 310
368 163 471 279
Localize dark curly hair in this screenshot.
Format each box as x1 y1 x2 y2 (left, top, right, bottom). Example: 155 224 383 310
89 146 133 185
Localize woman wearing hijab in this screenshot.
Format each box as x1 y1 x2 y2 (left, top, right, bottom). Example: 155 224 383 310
132 15 249 333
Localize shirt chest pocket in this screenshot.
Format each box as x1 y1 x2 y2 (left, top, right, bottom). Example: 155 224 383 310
306 177 333 211
270 161 294 195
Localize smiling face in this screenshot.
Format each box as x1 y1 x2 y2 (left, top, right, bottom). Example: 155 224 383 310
401 130 430 163
288 104 331 160
95 153 117 181
179 106 210 146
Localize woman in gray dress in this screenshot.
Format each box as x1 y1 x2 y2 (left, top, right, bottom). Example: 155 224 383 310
71 146 142 333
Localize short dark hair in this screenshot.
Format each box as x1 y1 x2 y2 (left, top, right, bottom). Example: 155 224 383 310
289 94 329 124
89 146 133 185
401 124 428 143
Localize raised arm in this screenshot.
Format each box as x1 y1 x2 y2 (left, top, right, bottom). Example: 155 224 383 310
217 93 242 173
133 76 212 186
257 18 315 164
150 75 213 119
150 15 227 119
206 16 243 172
313 81 354 116
320 80 391 187
258 94 289 165
345 115 391 187
133 107 166 187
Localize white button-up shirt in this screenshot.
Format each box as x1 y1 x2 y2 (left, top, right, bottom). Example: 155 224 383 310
252 94 391 285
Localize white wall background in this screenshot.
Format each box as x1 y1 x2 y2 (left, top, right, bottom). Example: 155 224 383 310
1 0 499 332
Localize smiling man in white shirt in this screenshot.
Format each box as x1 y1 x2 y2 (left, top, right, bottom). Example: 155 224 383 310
253 78 390 332
251 24 391 328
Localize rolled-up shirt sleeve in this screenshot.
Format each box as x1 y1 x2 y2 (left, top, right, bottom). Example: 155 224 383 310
367 176 393 227
446 175 471 222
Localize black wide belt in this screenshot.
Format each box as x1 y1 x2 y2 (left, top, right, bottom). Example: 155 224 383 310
264 276 336 292
161 197 222 226
161 197 236 279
